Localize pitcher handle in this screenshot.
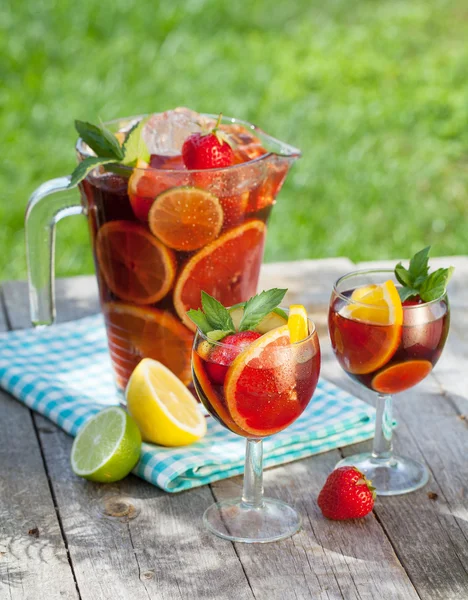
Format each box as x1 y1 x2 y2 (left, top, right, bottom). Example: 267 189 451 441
25 177 84 326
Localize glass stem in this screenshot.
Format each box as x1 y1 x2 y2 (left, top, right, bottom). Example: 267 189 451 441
242 439 264 509
372 394 393 460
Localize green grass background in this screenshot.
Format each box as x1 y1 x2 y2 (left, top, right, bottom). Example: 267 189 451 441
1 0 467 280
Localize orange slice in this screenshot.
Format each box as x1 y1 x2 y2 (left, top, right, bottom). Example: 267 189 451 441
148 187 223 251
96 221 176 305
192 351 244 436
372 360 433 394
224 325 302 437
173 220 266 331
104 303 193 390
288 305 309 343
333 280 403 375
219 192 250 228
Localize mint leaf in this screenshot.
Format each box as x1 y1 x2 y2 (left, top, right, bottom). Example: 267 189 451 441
394 263 412 288
75 120 124 161
419 267 454 302
201 291 235 332
398 287 419 302
69 157 119 187
122 118 150 166
238 288 287 332
207 330 232 342
408 246 430 284
186 309 211 334
395 247 453 302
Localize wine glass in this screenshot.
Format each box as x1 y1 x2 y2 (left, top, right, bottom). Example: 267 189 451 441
328 269 450 495
192 315 321 542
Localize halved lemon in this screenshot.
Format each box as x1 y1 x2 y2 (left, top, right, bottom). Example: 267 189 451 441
336 280 403 375
288 304 309 343
126 358 206 446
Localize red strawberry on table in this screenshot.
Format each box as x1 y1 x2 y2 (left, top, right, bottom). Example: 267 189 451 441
318 466 376 520
206 331 261 385
182 114 234 170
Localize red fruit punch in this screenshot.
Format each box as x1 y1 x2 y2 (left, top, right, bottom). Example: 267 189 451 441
318 466 375 520
206 331 261 385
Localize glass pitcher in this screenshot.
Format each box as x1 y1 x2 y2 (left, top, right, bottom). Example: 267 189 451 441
25 111 300 393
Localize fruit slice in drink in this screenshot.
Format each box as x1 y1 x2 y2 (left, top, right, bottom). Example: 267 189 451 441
148 187 223 251
371 359 433 394
224 325 305 436
173 220 266 331
335 281 403 375
104 303 193 390
96 221 176 304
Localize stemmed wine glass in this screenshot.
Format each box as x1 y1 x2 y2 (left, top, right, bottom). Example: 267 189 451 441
192 314 321 542
328 269 450 495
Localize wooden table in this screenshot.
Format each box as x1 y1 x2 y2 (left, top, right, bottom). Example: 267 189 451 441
1 257 467 600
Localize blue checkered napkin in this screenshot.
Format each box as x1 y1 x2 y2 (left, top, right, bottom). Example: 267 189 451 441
0 314 375 493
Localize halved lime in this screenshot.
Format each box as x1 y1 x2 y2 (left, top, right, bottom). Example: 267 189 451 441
71 407 141 482
229 303 288 333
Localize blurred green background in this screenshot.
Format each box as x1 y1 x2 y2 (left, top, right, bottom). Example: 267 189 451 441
1 0 467 281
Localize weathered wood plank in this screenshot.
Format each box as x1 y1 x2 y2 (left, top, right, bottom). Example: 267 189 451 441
0 290 79 599
3 279 256 600
211 452 420 600
2 275 100 329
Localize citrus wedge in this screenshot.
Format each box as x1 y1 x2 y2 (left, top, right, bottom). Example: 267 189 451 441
288 304 309 343
96 221 176 305
335 280 403 375
104 303 193 390
224 325 302 437
148 187 223 251
126 358 207 446
71 407 141 482
174 220 266 331
372 360 432 394
342 280 403 326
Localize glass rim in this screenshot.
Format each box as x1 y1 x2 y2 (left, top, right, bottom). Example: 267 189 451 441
75 112 301 175
195 314 317 349
333 267 448 310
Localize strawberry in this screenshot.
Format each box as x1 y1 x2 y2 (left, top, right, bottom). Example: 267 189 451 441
206 331 261 385
318 466 376 520
182 114 234 170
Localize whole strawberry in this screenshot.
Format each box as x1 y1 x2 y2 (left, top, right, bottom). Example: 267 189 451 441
182 114 234 170
318 466 375 520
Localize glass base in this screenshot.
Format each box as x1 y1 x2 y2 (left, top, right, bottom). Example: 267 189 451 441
203 497 301 543
336 453 429 496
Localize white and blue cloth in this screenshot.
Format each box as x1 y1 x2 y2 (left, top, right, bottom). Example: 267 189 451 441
0 315 375 492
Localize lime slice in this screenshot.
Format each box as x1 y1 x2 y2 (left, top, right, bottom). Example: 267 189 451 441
71 407 141 482
229 303 287 333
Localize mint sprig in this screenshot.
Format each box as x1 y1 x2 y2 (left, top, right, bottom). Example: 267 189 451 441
70 118 150 187
186 288 288 341
238 288 287 331
395 247 453 302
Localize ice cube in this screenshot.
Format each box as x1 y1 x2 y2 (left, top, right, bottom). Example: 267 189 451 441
142 107 203 156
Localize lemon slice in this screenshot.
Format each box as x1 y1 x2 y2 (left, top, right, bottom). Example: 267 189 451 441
126 358 207 446
288 304 309 343
341 280 403 326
